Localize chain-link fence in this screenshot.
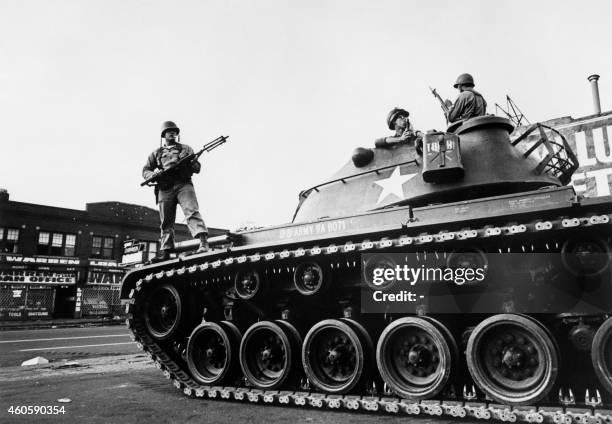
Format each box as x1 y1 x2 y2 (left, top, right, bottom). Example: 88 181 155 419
0 285 55 320
81 285 123 317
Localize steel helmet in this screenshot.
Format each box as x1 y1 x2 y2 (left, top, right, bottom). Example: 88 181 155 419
160 121 180 137
454 73 475 88
386 108 409 130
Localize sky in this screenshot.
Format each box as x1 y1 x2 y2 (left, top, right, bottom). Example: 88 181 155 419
1 0 611 231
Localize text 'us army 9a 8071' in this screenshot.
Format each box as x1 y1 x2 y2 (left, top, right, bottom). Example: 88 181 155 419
121 108 612 422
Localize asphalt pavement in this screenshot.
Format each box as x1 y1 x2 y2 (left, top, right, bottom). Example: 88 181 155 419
0 354 470 424
0 325 139 367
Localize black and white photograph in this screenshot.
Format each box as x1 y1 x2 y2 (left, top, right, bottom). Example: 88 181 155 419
1 1 611 423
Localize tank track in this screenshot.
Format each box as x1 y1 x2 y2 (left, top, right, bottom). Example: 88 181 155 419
125 212 612 424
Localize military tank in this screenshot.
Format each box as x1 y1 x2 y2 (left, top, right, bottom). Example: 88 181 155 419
121 115 612 422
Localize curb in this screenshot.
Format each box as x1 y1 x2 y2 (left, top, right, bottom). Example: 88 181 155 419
0 318 125 331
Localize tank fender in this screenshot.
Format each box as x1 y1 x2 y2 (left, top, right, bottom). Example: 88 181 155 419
120 268 149 300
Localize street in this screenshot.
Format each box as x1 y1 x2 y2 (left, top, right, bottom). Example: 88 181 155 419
0 353 469 424
0 325 139 367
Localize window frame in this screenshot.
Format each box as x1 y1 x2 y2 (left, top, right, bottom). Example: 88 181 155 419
91 235 115 260
36 231 77 257
0 227 20 253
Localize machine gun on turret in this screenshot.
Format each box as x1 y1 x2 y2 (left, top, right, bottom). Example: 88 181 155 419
141 135 229 187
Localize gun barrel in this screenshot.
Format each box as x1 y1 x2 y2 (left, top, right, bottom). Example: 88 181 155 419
205 140 225 150
202 137 227 152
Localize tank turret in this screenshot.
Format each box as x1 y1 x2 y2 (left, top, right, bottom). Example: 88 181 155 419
293 116 577 222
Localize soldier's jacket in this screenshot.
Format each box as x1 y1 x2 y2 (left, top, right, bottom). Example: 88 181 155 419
142 142 201 188
447 88 487 123
374 123 422 148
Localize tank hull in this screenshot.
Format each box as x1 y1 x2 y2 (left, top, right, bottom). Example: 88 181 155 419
122 187 612 421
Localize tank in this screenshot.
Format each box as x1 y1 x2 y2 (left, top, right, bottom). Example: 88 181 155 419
121 116 612 421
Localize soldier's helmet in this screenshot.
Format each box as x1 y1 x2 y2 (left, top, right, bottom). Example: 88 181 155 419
454 73 475 88
161 121 180 137
386 108 409 130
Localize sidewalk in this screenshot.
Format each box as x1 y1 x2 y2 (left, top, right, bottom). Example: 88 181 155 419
0 316 125 331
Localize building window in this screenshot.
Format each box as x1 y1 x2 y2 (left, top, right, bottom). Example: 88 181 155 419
65 234 76 256
92 236 115 259
51 233 63 256
37 231 77 256
0 227 20 253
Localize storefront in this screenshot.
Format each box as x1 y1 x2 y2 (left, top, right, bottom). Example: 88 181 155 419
0 255 81 320
79 259 125 318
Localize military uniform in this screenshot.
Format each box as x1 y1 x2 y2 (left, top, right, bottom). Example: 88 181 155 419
447 87 487 123
143 141 208 252
374 124 421 148
375 107 423 151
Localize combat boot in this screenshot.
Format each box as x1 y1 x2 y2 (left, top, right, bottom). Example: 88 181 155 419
150 250 170 263
196 233 209 253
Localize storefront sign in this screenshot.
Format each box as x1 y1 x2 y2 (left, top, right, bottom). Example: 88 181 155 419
568 120 612 196
25 310 51 318
121 240 146 265
87 270 124 285
121 251 145 265
123 239 144 254
88 259 119 267
75 288 82 312
1 255 81 265
0 270 76 284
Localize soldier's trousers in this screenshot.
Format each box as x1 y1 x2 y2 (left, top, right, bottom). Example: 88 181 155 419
158 182 208 251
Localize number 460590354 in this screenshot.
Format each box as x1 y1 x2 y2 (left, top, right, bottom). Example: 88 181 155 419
7 405 66 414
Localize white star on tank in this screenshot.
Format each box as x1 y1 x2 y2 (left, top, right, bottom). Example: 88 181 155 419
373 166 417 204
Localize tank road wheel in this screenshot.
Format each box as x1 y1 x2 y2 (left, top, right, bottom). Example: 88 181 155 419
561 237 611 277
293 262 328 296
302 319 374 394
376 317 457 399
467 314 559 405
234 270 263 300
363 256 398 291
446 248 488 285
592 317 612 395
239 320 302 389
187 321 242 385
143 283 183 341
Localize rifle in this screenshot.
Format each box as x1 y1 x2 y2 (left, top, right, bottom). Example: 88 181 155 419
429 86 451 123
141 135 229 187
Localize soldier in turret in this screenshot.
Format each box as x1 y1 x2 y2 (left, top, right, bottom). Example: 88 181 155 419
375 108 423 151
446 73 487 124
143 121 209 262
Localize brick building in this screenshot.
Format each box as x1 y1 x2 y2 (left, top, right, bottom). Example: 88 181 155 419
0 190 225 320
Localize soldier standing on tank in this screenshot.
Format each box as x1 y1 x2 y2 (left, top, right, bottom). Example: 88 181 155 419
143 121 209 262
446 73 487 124
374 108 423 151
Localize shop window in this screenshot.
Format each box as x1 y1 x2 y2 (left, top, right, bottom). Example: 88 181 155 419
37 231 77 256
0 227 20 253
92 236 115 259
